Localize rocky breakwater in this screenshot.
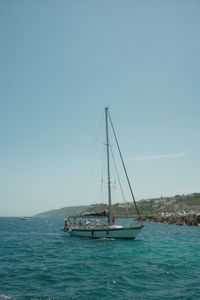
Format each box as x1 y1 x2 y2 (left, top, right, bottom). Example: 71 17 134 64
139 212 200 226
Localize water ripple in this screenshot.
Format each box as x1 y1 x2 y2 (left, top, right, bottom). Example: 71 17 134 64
1 218 200 299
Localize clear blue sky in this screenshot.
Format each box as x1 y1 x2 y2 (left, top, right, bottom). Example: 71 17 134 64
0 0 199 216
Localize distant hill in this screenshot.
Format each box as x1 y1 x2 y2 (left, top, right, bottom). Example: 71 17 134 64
35 205 89 218
137 193 200 215
34 193 200 217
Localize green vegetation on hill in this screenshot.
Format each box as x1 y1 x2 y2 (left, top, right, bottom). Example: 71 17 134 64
81 193 200 216
138 193 200 215
35 205 88 217
34 193 200 217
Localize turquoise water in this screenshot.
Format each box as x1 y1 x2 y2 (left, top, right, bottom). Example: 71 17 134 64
0 218 200 299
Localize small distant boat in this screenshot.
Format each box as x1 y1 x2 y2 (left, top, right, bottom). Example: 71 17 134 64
21 217 29 221
64 107 143 239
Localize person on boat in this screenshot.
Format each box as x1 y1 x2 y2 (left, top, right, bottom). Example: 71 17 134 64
112 213 115 225
67 218 72 226
78 221 83 227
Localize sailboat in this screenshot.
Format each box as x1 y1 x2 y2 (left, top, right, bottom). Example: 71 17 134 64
64 108 143 239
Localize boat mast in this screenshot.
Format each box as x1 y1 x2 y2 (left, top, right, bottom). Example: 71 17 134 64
105 107 112 225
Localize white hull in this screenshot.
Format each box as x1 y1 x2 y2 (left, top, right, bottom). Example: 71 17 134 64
68 225 143 239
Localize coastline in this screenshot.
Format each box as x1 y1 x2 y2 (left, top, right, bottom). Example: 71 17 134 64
139 212 200 226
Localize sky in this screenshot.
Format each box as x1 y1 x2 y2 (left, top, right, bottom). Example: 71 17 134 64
0 0 199 216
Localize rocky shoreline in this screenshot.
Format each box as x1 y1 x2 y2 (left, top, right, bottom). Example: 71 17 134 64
139 212 200 226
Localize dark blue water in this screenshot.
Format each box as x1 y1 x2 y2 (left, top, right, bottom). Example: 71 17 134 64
0 217 200 299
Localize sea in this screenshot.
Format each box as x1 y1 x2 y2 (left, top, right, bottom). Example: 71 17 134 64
0 217 200 300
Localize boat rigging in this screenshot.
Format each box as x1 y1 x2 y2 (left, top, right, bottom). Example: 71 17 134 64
64 107 143 239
